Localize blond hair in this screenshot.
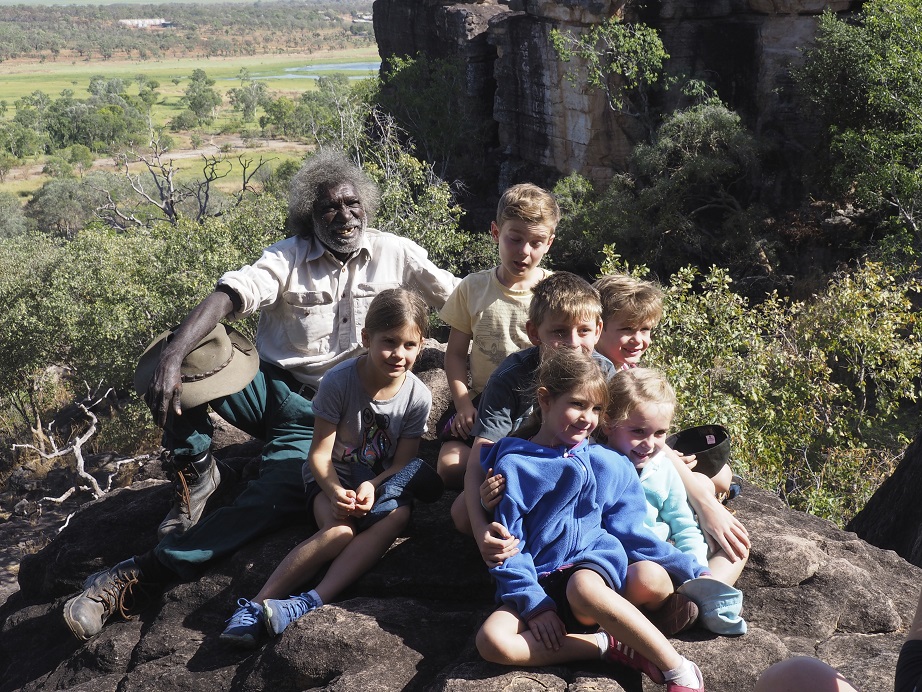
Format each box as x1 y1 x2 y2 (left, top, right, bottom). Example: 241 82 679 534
606 368 677 428
528 271 602 329
594 273 664 327
496 183 560 229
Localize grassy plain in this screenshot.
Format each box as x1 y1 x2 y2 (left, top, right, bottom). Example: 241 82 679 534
0 47 380 103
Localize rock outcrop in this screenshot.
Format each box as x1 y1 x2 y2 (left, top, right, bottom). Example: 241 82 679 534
0 351 916 690
373 0 862 190
849 433 922 569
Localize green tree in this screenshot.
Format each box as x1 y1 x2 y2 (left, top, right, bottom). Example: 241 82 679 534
67 144 94 176
0 191 30 238
796 0 922 238
181 68 222 123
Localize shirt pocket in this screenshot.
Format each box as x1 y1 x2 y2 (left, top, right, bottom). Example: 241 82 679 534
284 290 335 355
353 281 402 331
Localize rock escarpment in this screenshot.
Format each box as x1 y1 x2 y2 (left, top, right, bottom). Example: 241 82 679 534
373 0 860 188
0 351 916 690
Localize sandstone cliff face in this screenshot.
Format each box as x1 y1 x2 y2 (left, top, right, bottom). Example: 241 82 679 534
0 350 917 691
373 0 860 187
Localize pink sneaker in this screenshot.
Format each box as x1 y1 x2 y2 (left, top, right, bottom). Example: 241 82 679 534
602 633 665 684
666 661 705 691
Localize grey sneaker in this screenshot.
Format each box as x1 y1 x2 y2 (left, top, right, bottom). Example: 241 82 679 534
263 592 320 635
219 598 264 648
158 451 220 540
63 558 142 641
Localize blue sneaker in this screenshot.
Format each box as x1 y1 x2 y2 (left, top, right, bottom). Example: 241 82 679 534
262 592 320 635
219 598 264 648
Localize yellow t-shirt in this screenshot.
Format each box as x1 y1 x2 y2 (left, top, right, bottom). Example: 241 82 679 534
439 267 545 395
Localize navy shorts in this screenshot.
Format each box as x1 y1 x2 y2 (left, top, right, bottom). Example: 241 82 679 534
537 562 613 634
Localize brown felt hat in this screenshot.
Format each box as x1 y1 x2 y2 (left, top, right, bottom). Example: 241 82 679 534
666 424 730 478
133 324 259 409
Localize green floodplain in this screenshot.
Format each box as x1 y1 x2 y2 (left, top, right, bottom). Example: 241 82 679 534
0 47 381 104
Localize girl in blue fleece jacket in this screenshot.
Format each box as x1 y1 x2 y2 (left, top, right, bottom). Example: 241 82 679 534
475 349 706 692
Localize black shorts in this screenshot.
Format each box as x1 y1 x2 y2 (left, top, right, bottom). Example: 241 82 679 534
537 562 613 634
896 640 922 692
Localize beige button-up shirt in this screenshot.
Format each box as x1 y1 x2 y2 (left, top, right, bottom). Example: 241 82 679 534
218 229 458 388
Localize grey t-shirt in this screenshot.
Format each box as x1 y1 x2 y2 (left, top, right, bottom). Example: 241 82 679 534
471 346 615 443
302 357 432 488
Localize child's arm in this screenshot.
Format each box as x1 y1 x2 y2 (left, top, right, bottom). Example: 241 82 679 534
657 462 710 568
465 438 520 566
444 327 477 438
593 447 705 584
308 417 359 519
664 446 749 560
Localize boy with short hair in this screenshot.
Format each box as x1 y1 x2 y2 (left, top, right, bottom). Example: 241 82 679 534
436 183 559 488
450 271 614 542
594 274 664 370
593 274 737 507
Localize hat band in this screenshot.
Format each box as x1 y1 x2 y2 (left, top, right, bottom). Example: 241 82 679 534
180 342 253 383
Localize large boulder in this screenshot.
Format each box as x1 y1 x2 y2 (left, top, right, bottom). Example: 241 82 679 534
0 458 917 690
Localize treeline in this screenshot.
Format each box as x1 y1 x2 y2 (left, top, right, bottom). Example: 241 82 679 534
0 1 373 62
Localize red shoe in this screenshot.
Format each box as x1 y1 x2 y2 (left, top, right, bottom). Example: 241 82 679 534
666 661 705 691
602 633 665 684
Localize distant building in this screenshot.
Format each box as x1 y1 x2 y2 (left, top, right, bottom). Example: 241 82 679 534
118 18 172 29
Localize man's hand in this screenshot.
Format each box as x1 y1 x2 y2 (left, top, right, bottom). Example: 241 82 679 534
527 610 566 650
146 351 184 428
479 468 505 511
479 521 520 568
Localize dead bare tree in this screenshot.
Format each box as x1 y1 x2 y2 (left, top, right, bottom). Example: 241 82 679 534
12 388 149 505
93 135 272 229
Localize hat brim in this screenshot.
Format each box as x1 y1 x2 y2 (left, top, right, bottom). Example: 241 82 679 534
133 325 259 409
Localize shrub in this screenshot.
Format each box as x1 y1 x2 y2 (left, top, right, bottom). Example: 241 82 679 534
600 248 922 525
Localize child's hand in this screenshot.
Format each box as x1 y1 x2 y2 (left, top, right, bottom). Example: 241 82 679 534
678 452 698 469
451 400 478 439
479 521 520 567
353 481 376 515
332 487 357 520
698 499 750 562
527 610 566 650
479 468 505 511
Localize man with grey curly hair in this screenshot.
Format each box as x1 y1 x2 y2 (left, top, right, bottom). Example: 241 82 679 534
63 149 458 643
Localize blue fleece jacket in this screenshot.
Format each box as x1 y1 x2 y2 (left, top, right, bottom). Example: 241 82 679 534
482 437 705 621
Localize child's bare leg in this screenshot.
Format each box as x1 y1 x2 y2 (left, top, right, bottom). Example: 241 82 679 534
254 495 356 602
476 605 600 666
312 505 411 603
710 464 733 496
451 491 473 535
622 560 673 610
707 547 748 586
567 569 684 673
437 441 468 489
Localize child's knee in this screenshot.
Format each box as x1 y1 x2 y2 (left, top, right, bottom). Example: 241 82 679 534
710 464 733 495
475 622 509 663
436 442 467 487
624 561 673 607
450 492 473 535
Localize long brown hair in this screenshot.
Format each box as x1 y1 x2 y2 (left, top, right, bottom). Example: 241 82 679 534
512 348 609 439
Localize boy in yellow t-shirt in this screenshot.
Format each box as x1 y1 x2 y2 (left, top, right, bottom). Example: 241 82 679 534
436 183 559 488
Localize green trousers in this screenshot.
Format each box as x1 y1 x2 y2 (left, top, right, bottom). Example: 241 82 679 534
154 361 314 580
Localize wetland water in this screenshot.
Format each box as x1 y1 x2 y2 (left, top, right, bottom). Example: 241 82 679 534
249 61 380 80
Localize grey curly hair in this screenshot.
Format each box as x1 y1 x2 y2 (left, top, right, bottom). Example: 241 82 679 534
286 149 381 237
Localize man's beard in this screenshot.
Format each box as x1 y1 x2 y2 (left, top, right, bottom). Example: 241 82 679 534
315 217 367 255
